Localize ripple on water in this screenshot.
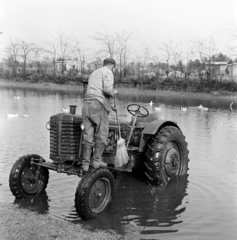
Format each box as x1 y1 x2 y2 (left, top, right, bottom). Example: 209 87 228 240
78 174 189 237
1 88 237 239
182 173 237 239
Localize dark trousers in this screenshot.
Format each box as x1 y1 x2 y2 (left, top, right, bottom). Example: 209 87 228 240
82 99 108 146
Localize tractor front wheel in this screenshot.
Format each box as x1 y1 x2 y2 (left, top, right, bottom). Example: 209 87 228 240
9 154 49 198
144 126 189 186
75 168 115 220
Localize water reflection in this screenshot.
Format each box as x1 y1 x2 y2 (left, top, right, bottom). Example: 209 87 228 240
71 174 188 237
14 191 49 214
121 175 188 236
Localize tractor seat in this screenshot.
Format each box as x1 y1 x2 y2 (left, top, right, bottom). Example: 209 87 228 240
109 113 157 128
130 113 158 128
108 117 130 126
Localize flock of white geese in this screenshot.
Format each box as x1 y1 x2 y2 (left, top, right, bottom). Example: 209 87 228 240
7 96 31 118
149 101 235 112
7 96 71 118
7 96 235 118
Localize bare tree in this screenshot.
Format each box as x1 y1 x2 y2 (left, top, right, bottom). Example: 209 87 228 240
91 29 118 58
227 18 237 56
139 41 153 76
191 34 218 80
71 38 88 75
173 47 184 73
19 40 36 78
4 38 21 75
117 30 137 77
57 31 73 74
157 39 181 77
191 34 217 63
185 42 194 77
44 38 58 75
33 45 44 74
41 56 52 75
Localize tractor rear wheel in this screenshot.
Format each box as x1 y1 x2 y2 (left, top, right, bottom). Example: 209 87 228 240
9 154 49 198
144 126 189 186
75 168 115 220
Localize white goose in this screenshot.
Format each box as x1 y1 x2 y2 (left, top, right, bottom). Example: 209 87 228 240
180 107 187 111
198 105 208 111
230 102 233 111
155 106 162 112
7 114 19 118
63 108 70 113
14 96 20 100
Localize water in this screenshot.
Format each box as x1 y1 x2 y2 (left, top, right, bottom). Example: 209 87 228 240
0 85 237 240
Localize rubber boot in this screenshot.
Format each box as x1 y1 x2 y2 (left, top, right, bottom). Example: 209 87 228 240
81 144 92 172
92 144 108 168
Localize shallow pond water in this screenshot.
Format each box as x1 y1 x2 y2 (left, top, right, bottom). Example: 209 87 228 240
0 85 237 240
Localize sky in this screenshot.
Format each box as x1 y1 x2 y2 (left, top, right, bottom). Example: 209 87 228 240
0 0 237 61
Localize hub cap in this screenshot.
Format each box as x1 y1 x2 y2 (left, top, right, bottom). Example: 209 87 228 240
21 166 41 193
89 178 111 213
164 147 180 177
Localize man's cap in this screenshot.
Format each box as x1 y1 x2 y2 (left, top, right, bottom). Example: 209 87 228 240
103 58 116 67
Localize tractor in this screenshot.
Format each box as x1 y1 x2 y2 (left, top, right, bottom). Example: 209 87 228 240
9 86 189 220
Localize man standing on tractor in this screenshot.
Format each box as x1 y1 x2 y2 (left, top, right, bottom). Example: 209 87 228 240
81 58 118 172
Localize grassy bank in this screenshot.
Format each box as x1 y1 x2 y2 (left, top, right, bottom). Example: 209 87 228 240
0 78 84 92
0 202 130 240
3 73 237 94
1 78 236 103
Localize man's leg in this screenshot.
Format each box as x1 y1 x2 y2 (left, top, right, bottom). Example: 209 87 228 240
92 142 107 168
89 101 108 168
81 101 94 171
81 143 93 171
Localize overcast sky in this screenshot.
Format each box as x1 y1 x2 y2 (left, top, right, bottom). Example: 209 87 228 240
0 0 237 60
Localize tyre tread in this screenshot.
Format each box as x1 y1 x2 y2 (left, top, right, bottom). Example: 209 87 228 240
9 154 49 198
144 126 189 186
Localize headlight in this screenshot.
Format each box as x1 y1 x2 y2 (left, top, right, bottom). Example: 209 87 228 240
80 123 85 130
46 121 50 130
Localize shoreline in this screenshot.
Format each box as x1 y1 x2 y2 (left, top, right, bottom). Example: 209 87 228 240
0 78 84 92
0 78 237 102
0 202 126 240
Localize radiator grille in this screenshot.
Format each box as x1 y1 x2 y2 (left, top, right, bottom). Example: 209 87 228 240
50 120 82 161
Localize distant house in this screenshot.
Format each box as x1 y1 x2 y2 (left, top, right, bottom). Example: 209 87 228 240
226 63 237 81
204 61 237 82
143 72 156 79
205 61 227 74
56 58 77 73
87 59 103 72
168 71 185 78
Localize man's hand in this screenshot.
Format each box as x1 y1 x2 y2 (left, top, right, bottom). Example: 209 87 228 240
113 89 119 95
111 105 117 112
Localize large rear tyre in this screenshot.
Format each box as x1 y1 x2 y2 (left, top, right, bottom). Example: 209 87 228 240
75 168 115 220
144 126 189 186
9 154 49 198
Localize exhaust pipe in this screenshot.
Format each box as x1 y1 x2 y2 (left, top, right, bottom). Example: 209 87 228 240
69 105 77 114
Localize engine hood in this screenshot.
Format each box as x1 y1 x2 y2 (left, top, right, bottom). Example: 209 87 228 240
50 113 83 122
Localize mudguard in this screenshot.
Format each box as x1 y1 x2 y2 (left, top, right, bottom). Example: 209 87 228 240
139 120 180 152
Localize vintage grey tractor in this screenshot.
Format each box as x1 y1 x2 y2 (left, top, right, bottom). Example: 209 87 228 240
9 96 189 220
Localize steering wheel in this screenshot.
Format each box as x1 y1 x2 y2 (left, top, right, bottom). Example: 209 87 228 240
127 104 149 118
